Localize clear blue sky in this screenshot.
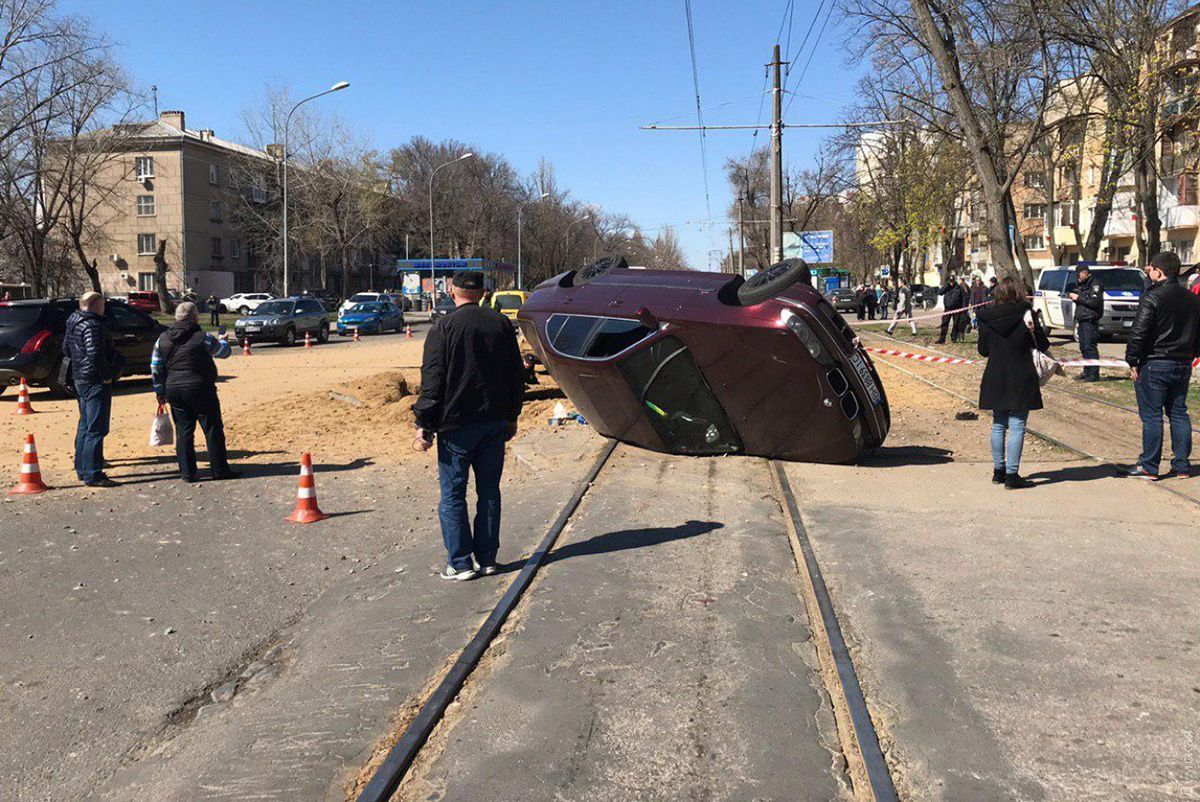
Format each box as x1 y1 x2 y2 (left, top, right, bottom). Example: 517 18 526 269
62 0 865 269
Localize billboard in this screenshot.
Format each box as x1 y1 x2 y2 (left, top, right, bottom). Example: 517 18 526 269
783 230 834 264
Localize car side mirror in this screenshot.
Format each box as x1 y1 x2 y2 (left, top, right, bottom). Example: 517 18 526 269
636 307 659 329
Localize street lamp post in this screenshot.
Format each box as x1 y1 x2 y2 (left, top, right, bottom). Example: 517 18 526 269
517 192 550 290
428 153 474 308
562 213 591 266
282 80 349 297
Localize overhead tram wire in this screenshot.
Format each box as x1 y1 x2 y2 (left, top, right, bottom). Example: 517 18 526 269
682 0 713 224
784 0 836 118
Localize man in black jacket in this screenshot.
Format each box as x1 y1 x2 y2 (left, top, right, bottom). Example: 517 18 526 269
1124 251 1200 479
937 276 962 344
63 292 124 487
1069 265 1104 382
413 272 525 581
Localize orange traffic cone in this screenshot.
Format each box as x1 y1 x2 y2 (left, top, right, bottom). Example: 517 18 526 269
285 452 328 523
405 324 414 339
9 433 49 495
353 327 360 343
243 338 252 356
304 331 312 349
12 378 35 415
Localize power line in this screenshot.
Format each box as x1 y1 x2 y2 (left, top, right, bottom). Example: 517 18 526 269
682 0 713 222
784 0 835 118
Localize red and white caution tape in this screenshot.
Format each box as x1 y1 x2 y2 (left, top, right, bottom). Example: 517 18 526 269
846 299 993 327
864 348 1200 371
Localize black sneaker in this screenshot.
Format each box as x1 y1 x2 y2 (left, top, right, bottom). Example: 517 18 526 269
1004 473 1034 489
1165 468 1191 480
85 476 119 488
439 565 477 581
1121 466 1158 481
992 468 1006 484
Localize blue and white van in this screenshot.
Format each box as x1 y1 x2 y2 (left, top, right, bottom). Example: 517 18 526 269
1032 263 1147 340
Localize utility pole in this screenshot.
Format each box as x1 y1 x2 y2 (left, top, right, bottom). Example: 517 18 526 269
769 44 785 264
737 194 746 276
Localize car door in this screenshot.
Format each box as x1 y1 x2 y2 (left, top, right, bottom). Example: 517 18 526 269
106 302 160 373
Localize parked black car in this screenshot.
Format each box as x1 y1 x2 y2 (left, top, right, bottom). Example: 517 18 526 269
0 298 164 396
300 289 342 312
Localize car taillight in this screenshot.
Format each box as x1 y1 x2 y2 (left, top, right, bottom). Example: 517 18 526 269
20 329 52 354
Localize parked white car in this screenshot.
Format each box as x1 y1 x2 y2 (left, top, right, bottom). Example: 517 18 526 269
220 292 275 315
340 292 392 315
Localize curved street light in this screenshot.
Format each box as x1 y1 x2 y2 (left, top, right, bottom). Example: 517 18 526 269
517 192 550 290
281 81 350 297
562 213 591 265
428 152 474 307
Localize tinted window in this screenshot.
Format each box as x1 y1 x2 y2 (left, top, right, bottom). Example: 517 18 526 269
107 303 149 328
0 306 44 328
493 294 523 310
619 336 740 455
1095 269 1147 293
548 315 599 357
257 301 294 316
303 300 323 313
1037 270 1069 292
586 318 650 358
349 294 377 303
350 303 384 313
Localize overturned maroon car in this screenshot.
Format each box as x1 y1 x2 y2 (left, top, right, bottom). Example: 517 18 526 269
516 257 889 463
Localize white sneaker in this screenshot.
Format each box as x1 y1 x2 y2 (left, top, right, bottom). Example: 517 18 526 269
479 564 498 576
440 564 477 581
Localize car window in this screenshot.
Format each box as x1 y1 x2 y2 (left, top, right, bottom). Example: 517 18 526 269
257 301 294 316
107 303 148 328
619 336 740 455
1037 270 1068 292
0 306 44 328
547 314 600 357
302 300 322 313
493 294 523 310
349 294 376 303
1095 269 1147 292
586 318 651 358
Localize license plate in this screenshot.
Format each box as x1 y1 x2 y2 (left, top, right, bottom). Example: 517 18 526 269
850 352 883 406
1122 321 1133 327
245 325 261 332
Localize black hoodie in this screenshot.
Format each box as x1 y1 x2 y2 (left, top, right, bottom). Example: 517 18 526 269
977 301 1049 412
154 320 217 390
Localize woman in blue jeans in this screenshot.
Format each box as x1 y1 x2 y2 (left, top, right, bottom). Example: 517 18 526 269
977 277 1050 489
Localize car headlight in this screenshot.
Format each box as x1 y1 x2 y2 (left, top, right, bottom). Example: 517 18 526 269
780 309 829 363
269 318 282 325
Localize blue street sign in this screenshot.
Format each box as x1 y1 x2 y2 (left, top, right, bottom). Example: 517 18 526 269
783 230 834 264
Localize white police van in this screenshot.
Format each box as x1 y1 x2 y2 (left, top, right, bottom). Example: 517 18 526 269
1032 263 1146 340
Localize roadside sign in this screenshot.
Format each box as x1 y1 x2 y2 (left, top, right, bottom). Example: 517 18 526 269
783 230 834 264
880 266 890 278
823 276 840 295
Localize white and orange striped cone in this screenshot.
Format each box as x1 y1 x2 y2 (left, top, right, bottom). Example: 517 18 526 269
285 452 328 523
9 433 49 495
353 327 360 343
242 338 252 356
12 378 35 415
405 324 414 339
304 331 312 349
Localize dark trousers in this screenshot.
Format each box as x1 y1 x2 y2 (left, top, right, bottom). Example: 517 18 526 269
937 313 952 342
166 383 230 480
436 419 508 571
209 309 220 327
74 382 112 482
1076 320 1100 381
1134 359 1192 475
952 312 970 342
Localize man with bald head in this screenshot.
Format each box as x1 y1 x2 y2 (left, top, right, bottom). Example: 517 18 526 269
64 291 124 487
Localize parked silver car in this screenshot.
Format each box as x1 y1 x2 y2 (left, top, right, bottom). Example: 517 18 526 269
234 297 331 346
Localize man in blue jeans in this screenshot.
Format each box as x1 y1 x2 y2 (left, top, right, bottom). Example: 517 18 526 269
1124 252 1200 479
412 272 526 581
63 292 125 487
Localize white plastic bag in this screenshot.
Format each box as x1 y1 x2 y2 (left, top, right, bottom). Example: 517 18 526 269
1031 348 1064 386
150 404 174 447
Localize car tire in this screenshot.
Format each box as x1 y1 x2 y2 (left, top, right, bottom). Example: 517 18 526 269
281 326 296 347
570 254 628 287
239 306 251 315
317 322 330 343
737 258 812 306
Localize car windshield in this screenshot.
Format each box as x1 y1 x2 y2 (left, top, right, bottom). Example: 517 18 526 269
1095 270 1147 293
494 294 523 310
349 303 384 313
255 301 294 316
349 294 377 303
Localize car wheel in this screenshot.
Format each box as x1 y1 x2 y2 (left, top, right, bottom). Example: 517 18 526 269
570 254 628 287
737 258 812 306
239 306 251 315
281 326 296 347
317 322 330 343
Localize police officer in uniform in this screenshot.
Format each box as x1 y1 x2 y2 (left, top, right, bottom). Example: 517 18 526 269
413 272 526 581
1069 265 1104 382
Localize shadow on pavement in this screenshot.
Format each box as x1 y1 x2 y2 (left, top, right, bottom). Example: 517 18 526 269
96 456 373 487
545 519 724 565
1026 464 1124 485
860 445 954 466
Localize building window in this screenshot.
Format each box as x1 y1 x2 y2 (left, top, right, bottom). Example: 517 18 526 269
137 233 156 255
1023 203 1046 221
1023 234 1046 251
137 273 156 291
230 237 241 259
1179 173 1199 206
210 200 222 221
135 156 154 180
1057 201 1078 227
210 236 223 259
136 195 155 216
1023 172 1045 189
209 163 219 185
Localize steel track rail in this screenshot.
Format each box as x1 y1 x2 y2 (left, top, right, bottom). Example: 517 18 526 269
770 460 899 802
355 438 619 802
870 353 1200 511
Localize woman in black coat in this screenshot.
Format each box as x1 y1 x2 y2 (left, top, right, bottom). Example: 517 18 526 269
977 276 1050 489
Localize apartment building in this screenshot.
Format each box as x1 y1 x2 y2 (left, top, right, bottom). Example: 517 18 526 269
88 110 268 299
